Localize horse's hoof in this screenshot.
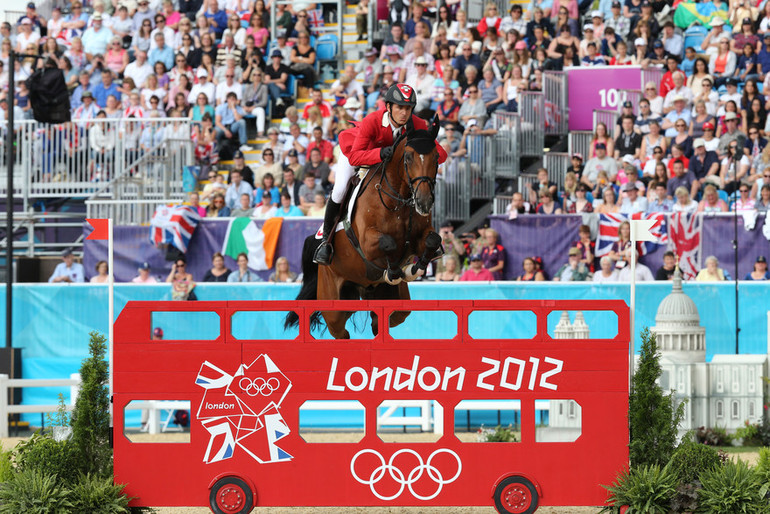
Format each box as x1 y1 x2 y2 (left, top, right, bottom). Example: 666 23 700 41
383 270 403 286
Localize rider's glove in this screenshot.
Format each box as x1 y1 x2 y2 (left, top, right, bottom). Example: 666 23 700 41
380 146 394 161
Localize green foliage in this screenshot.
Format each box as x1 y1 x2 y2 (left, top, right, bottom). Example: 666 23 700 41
0 468 74 513
695 425 733 446
13 431 81 484
734 421 763 447
0 448 13 483
629 328 685 468
671 481 700 513
479 424 518 442
70 331 112 477
44 393 70 429
697 458 766 513
669 438 722 486
69 473 131 513
601 464 678 513
756 447 770 498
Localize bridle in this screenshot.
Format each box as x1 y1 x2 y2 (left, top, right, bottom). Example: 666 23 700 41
373 132 438 213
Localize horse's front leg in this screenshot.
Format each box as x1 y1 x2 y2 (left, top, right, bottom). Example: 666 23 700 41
402 231 442 282
378 234 405 285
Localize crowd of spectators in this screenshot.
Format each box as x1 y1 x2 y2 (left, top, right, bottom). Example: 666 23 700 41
10 0 770 283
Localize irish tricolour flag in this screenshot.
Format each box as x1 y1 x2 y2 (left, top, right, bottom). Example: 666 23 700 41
222 217 283 270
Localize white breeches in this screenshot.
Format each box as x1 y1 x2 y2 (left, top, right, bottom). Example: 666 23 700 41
331 152 356 203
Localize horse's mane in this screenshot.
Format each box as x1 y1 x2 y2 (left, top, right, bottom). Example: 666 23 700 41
404 129 437 155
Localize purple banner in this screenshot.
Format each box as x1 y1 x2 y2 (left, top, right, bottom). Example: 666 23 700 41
83 218 320 282
567 67 642 131
701 213 770 279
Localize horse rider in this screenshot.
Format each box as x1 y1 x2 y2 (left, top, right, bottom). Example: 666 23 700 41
313 83 448 265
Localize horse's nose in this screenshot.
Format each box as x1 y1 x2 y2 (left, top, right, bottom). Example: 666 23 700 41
415 183 433 216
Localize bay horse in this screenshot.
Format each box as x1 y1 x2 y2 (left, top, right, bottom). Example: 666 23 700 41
284 120 443 339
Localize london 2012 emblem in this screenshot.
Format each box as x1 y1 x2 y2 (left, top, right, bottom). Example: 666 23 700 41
195 355 292 465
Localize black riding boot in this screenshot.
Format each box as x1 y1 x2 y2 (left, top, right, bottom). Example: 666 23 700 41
313 199 342 265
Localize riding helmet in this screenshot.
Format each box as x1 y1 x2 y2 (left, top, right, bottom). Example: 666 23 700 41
384 83 417 108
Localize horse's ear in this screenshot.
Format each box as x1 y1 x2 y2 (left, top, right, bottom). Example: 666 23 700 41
430 115 440 139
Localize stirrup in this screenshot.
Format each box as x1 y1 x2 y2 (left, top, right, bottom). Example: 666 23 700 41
313 241 334 265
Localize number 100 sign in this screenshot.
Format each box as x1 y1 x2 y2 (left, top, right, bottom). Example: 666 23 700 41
566 66 642 132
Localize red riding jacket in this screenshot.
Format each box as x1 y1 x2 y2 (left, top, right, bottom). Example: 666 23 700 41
338 108 448 167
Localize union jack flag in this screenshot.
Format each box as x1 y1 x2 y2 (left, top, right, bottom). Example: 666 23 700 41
307 9 324 32
668 212 702 280
149 204 201 253
596 213 668 257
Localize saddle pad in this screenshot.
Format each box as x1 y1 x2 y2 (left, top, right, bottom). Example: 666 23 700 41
314 168 369 239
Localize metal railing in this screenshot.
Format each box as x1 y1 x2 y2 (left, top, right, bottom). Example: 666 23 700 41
468 135 496 200
493 195 511 215
0 373 81 438
0 118 193 206
641 67 665 90
568 131 593 160
436 154 471 222
593 109 619 136
519 92 545 157
492 111 521 178
0 211 87 257
85 199 174 226
517 174 539 201
544 71 568 135
544 152 571 189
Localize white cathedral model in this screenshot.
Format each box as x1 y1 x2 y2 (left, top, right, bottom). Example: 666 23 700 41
550 268 768 437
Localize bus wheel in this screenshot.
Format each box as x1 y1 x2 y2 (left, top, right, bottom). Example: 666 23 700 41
209 476 254 514
493 476 539 514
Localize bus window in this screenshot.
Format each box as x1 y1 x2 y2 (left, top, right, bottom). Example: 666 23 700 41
122 400 191 443
309 309 376 340
388 311 458 340
299 400 365 443
467 311 536 340
546 311 618 340
150 311 220 341
376 400 442 443
535 399 582 442
454 400 521 443
231 311 299 340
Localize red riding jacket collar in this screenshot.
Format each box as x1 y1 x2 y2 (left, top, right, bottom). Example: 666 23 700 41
338 108 448 167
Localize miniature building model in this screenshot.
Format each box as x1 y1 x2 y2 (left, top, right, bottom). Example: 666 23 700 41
653 269 767 435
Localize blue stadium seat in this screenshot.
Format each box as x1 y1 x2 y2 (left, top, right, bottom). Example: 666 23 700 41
718 189 729 204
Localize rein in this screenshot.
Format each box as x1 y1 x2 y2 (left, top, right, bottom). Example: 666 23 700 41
372 133 438 213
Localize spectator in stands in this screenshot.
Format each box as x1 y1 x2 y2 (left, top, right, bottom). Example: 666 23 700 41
536 190 562 214
697 184 729 212
202 252 232 282
745 256 770 280
696 255 727 281
132 262 158 283
188 69 215 105
215 67 242 105
608 220 633 268
225 169 253 209
167 257 196 300
90 69 120 108
269 256 300 282
653 251 677 280
619 182 648 214
553 247 590 282
289 32 316 90
227 150 254 187
569 183 594 213
89 260 109 283
435 254 461 282
200 170 226 201
583 142 618 188
460 254 495 281
148 32 173 71
282 123 309 166
615 115 642 163
666 158 696 197
616 250 654 281
207 193 231 217
515 257 543 281
280 168 301 205
593 256 619 282
745 125 767 165
305 192 327 217
49 248 85 283
756 184 770 211
689 138 719 188
275 191 304 217
242 69 268 137
734 183 756 213
647 182 673 212
253 191 278 218
720 139 750 194
671 186 698 213
742 102 766 138
254 172 280 205
301 148 332 193
227 252 262 282
231 193 254 217
662 96 692 138
701 18 726 58
215 92 252 153
298 172 324 214
710 38 737 89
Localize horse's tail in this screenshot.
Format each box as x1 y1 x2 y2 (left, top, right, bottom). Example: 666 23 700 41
284 235 323 331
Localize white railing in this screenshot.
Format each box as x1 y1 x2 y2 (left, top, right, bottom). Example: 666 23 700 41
86 199 174 226
544 71 569 135
0 118 193 204
0 373 81 438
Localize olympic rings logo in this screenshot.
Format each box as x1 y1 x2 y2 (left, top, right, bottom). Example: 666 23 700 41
350 448 462 501
237 376 280 396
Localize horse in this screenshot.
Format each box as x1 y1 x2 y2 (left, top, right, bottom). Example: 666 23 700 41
284 120 444 339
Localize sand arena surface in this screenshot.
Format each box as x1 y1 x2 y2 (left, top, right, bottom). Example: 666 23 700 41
0 433 759 513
